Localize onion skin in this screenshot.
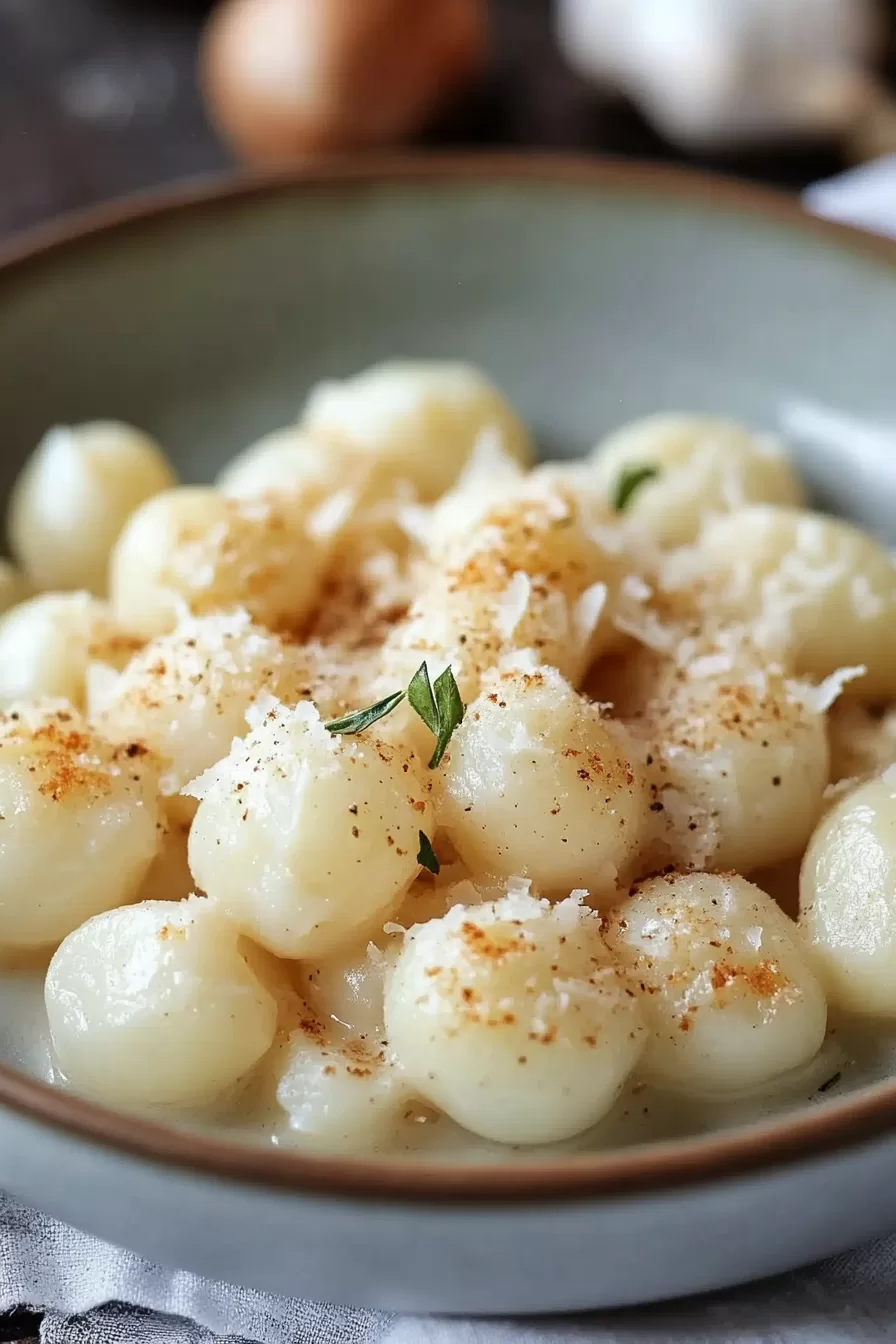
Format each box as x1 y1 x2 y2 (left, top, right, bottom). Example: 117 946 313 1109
200 0 488 161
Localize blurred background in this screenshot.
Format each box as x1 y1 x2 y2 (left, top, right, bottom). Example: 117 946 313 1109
1 0 896 242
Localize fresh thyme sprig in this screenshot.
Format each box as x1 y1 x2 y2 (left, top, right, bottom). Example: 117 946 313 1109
324 661 465 770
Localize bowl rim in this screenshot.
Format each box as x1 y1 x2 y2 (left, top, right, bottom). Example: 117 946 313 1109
5 151 896 1206
3 150 896 274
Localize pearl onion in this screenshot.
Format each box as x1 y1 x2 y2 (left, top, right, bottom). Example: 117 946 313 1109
216 426 349 504
605 871 827 1096
694 506 896 701
382 483 622 708
96 609 316 817
297 938 388 1042
8 422 175 594
441 666 646 896
0 592 140 711
109 486 325 639
301 361 532 500
45 896 277 1106
589 415 804 546
385 893 645 1144
621 659 829 874
273 1026 414 1151
800 771 896 1015
0 701 160 949
186 698 433 959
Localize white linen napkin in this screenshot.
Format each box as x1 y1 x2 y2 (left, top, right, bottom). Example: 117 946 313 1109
6 1188 896 1343
804 154 896 237
5 157 896 1344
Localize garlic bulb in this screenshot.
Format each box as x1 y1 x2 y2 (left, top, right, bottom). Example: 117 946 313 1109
556 0 879 149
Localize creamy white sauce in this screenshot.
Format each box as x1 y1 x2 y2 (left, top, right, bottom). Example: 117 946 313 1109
3 964 881 1159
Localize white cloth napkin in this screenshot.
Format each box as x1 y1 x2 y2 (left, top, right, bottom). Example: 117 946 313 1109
804 155 896 238
5 158 896 1344
5 1189 896 1343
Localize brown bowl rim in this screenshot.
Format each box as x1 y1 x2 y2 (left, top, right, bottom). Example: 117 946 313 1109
3 151 896 1206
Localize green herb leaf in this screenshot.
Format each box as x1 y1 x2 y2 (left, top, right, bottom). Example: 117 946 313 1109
417 830 440 875
324 690 405 736
613 464 660 513
429 666 465 768
406 661 466 768
326 662 465 767
406 662 438 734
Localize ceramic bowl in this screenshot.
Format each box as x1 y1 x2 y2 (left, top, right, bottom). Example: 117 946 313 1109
2 156 896 1315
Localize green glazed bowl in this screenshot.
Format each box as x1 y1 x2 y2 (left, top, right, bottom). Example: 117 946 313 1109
0 156 894 531
0 156 895 1315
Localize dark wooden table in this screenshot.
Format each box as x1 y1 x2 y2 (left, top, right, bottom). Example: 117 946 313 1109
0 1 893 1339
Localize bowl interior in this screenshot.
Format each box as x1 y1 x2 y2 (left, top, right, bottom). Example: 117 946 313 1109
2 159 896 1167
0 163 895 532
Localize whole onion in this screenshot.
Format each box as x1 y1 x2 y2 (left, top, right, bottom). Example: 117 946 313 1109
200 0 488 161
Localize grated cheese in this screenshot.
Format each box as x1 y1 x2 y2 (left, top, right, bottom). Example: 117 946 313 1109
620 573 653 602
785 666 867 714
494 571 532 639
572 581 608 650
306 488 358 541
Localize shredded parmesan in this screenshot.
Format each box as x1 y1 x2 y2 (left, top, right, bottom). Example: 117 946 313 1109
494 571 532 639
542 491 572 523
620 574 652 602
395 501 433 548
572 581 607 650
497 647 541 676
458 425 524 488
744 925 763 952
585 518 628 555
686 652 735 680
306 488 358 541
850 572 885 621
613 605 680 654
785 666 866 714
823 776 863 802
